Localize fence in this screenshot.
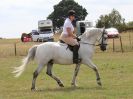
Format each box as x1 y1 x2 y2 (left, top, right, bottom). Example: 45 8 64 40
107 32 133 52
0 32 133 57
0 40 41 57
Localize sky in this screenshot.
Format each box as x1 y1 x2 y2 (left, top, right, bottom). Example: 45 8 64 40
0 0 133 38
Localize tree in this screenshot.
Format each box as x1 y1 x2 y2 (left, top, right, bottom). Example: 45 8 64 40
127 21 133 27
47 0 88 28
126 21 133 31
96 9 126 32
96 15 111 28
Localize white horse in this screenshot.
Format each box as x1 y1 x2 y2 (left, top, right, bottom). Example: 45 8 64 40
13 28 108 90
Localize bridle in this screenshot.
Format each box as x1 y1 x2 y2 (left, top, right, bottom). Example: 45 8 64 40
97 29 108 46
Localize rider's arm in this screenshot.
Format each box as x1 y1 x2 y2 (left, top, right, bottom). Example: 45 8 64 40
66 27 77 38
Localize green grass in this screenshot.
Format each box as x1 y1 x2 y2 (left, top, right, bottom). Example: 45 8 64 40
0 32 133 99
0 52 133 99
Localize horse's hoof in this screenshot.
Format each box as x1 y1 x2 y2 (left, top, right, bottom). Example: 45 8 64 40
31 87 36 91
59 83 64 87
97 81 102 86
57 81 64 87
71 83 78 87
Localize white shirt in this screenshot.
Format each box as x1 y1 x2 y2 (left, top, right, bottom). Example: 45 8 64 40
62 18 74 35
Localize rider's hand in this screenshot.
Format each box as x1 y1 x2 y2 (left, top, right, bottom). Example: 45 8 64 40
76 37 81 41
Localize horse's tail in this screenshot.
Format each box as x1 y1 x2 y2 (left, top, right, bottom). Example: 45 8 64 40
13 45 38 77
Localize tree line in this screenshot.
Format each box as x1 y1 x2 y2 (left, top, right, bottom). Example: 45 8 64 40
96 9 133 32
47 0 133 32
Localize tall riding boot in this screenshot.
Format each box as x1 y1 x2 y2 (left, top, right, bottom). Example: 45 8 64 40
73 45 80 64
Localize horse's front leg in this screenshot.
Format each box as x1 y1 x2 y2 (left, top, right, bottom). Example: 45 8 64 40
71 63 80 87
83 59 102 86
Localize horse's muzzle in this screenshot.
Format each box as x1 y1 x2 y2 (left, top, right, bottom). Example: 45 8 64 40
100 44 107 51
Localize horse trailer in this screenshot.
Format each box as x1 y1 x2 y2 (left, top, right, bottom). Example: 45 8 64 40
76 21 93 36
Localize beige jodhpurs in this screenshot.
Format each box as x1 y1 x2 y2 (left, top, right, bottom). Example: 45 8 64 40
60 34 79 46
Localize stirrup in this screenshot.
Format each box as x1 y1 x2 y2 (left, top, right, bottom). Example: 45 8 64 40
73 59 81 64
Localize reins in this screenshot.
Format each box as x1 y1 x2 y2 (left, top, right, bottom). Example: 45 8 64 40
79 41 95 46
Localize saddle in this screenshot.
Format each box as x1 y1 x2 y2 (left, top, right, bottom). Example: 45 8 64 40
59 38 80 52
59 40 73 51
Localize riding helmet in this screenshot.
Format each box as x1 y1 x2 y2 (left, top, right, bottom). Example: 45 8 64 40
68 10 75 16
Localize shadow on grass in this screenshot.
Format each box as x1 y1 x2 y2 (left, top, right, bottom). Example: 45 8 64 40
33 86 106 93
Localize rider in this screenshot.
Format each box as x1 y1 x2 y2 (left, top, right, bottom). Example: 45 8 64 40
59 10 80 64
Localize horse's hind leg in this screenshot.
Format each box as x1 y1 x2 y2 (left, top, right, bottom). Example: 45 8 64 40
46 61 64 87
31 64 44 90
84 59 102 86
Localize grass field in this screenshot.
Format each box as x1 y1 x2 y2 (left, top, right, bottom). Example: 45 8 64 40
0 32 133 99
0 52 133 99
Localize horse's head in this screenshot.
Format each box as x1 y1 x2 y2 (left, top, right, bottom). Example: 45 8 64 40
97 28 108 51
80 28 108 51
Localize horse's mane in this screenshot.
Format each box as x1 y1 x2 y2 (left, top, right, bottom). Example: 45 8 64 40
79 28 102 40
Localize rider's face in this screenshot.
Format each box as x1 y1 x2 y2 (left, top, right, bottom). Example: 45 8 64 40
69 15 75 21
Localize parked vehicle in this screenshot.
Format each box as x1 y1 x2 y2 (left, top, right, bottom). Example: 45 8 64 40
105 28 119 38
76 20 93 36
38 20 54 42
31 20 54 42
23 37 32 42
21 33 32 42
31 30 39 42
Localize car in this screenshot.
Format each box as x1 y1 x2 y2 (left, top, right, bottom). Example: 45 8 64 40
105 28 119 38
31 30 39 42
